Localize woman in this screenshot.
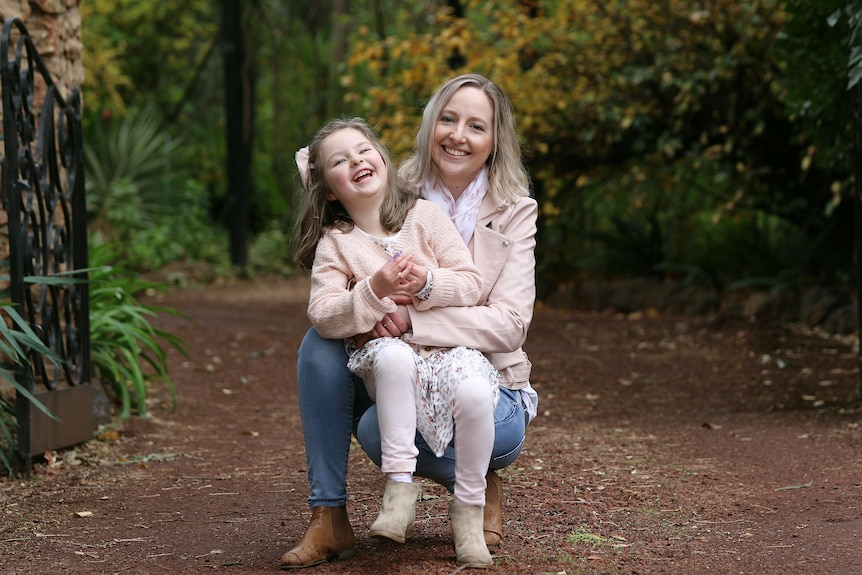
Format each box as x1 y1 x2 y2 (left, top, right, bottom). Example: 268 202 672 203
281 73 538 570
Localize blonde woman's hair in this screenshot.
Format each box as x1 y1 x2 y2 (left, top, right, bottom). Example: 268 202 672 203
399 73 530 204
292 117 416 269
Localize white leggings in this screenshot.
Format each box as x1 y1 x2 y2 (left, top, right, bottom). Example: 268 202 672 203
363 343 495 506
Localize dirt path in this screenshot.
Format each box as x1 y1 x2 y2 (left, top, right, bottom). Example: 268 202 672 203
1 276 861 574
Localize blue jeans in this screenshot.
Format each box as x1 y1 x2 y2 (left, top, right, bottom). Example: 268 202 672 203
296 327 526 506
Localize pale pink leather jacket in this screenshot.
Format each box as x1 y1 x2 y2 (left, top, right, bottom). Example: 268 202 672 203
402 193 537 390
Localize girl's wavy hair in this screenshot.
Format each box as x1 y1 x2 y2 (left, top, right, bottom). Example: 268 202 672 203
292 117 415 269
399 73 531 203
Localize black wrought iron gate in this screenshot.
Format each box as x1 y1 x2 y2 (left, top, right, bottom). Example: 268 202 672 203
0 17 91 476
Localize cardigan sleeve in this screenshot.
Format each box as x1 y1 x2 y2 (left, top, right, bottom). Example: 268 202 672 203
307 233 396 339
411 201 483 311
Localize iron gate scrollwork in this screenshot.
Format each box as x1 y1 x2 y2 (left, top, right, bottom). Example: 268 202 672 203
0 17 91 476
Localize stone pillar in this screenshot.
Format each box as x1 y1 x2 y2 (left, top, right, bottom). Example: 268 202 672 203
0 0 85 289
0 0 84 100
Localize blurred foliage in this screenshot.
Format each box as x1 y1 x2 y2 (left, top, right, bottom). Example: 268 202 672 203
84 102 230 274
779 0 854 187
81 0 217 119
73 0 861 295
81 0 229 234
342 0 856 294
85 104 184 241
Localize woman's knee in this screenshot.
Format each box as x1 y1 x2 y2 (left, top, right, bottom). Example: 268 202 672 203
490 434 524 469
298 328 349 384
490 388 526 467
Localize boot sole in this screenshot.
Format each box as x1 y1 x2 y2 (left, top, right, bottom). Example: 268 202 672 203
280 547 356 570
368 523 414 544
457 560 493 569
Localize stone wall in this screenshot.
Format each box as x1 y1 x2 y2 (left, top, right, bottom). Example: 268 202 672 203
0 0 83 94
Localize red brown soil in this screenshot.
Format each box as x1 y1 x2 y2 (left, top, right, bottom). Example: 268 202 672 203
1 276 861 575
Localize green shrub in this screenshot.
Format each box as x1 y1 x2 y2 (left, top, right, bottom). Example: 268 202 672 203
88 244 190 419
122 179 230 272
247 225 294 277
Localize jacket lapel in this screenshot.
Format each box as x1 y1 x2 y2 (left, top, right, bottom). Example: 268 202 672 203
471 195 513 301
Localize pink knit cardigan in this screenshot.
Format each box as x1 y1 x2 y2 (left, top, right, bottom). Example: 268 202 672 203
308 199 483 340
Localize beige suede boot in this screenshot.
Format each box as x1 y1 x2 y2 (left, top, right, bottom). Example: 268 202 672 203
368 480 421 543
450 502 493 568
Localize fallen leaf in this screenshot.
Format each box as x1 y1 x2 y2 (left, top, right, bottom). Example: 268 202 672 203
775 481 813 491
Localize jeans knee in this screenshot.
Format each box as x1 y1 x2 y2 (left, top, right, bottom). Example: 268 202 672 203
490 434 524 469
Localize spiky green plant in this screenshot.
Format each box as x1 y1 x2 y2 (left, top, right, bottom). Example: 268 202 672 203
0 301 61 476
88 243 190 419
84 104 184 242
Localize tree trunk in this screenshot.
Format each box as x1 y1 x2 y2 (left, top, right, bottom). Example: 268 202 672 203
221 0 253 269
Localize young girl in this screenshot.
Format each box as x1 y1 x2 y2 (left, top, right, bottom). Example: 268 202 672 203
293 117 498 567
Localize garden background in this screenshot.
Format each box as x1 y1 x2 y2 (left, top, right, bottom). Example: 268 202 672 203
0 3 861 572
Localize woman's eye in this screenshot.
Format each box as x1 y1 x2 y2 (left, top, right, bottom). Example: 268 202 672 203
440 115 455 123
471 124 485 132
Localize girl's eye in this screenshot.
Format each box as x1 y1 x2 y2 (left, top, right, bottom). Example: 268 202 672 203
360 147 372 154
333 158 346 166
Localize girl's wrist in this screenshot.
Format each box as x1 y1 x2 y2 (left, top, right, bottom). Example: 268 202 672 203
413 270 433 301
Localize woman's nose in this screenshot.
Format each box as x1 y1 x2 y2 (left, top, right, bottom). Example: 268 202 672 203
450 124 466 142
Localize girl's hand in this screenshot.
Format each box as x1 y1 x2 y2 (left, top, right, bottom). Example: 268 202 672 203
370 253 421 298
400 263 427 294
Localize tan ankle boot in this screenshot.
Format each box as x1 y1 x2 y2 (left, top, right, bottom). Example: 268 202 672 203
280 506 355 569
450 502 493 568
368 479 421 543
483 470 503 546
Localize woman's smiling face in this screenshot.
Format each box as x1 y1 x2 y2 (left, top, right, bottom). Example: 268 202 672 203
431 86 494 197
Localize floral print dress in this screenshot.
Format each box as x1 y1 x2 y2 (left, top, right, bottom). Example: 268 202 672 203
347 338 499 457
